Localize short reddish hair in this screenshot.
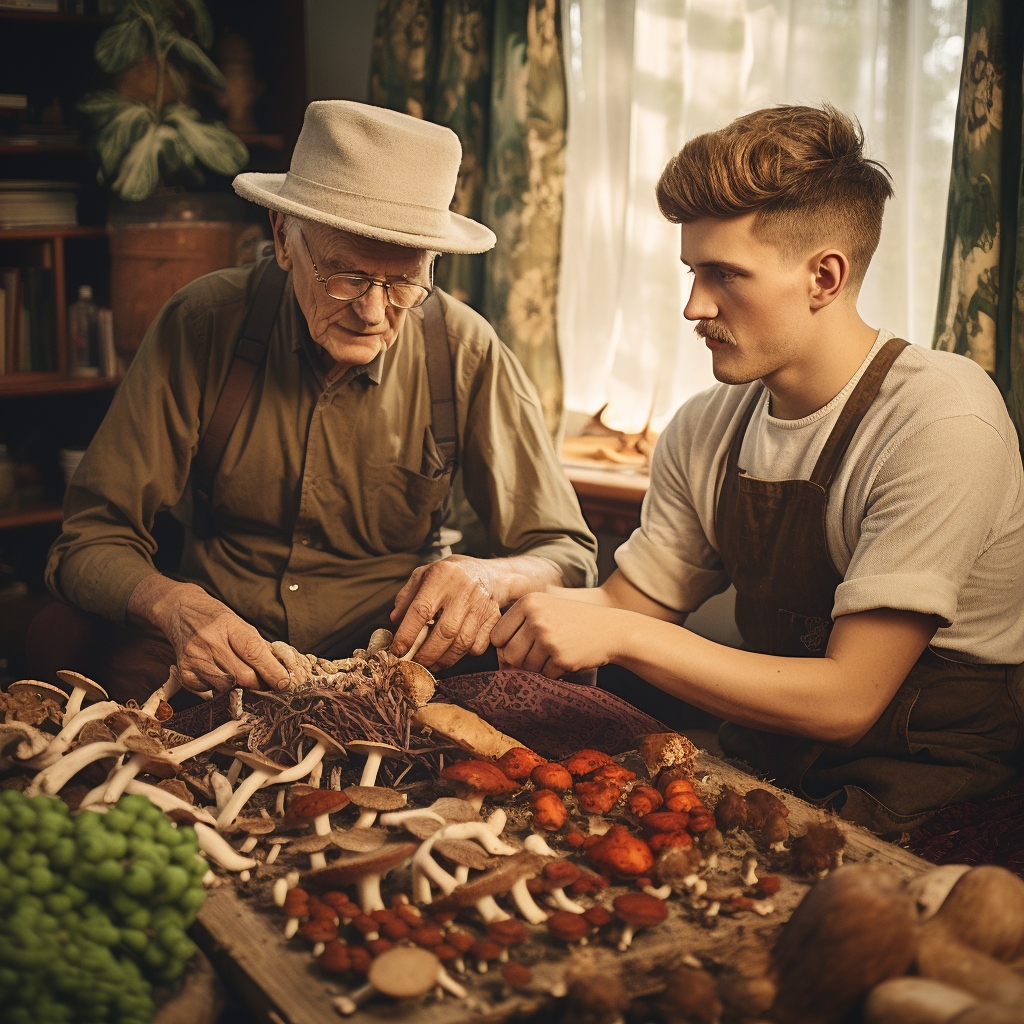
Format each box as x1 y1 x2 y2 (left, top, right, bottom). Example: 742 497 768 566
656 104 893 289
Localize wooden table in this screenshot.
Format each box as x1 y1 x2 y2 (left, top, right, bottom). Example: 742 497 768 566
562 464 649 536
192 747 933 1024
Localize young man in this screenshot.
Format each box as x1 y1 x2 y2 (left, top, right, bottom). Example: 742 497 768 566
492 105 1024 833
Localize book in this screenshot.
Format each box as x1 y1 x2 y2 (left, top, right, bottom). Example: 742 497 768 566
0 290 5 373
97 307 116 377
1 268 20 373
0 181 78 229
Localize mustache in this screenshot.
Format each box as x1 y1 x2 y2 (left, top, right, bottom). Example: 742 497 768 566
695 320 737 345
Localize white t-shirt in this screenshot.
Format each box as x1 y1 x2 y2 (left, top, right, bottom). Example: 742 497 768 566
615 331 1024 665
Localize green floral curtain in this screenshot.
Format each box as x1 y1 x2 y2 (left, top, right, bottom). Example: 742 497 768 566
933 0 1024 443
371 0 567 436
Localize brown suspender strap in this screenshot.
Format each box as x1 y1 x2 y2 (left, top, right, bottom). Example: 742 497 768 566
809 337 909 490
193 260 288 524
421 291 458 474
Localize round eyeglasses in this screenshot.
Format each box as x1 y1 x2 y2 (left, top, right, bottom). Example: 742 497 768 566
300 231 433 309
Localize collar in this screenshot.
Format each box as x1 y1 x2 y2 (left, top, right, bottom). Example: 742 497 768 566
290 292 384 385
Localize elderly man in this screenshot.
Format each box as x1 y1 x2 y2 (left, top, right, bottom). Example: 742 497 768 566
32 101 596 705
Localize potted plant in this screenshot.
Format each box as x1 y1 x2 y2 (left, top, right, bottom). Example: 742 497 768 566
78 0 256 361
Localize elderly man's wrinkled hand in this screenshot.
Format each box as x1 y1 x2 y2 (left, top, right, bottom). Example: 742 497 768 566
490 592 618 679
160 585 291 695
390 556 501 670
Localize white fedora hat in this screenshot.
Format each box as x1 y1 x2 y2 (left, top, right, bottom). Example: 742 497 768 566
233 100 496 254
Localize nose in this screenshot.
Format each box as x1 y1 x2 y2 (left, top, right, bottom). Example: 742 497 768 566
349 281 389 325
683 275 717 322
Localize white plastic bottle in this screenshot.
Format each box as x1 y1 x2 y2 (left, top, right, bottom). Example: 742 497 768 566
68 284 99 377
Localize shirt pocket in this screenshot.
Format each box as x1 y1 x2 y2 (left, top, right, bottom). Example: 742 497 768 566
360 460 452 554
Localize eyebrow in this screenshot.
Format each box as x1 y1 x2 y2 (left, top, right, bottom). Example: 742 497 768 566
682 259 751 275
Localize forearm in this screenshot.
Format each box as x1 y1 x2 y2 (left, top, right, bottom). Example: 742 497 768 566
610 613 857 742
127 574 204 635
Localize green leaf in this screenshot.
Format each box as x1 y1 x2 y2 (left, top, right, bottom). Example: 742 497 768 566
94 103 155 178
77 89 130 123
162 105 248 175
166 36 225 89
112 123 176 200
95 18 150 74
175 0 214 49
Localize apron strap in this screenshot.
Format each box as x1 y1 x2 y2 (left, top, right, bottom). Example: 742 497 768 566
193 259 288 533
810 337 909 490
724 385 764 478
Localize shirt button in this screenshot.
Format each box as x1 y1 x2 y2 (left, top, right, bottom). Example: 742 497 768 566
288 583 299 592
301 539 309 546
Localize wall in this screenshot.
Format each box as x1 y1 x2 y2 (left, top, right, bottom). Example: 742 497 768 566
304 0 377 103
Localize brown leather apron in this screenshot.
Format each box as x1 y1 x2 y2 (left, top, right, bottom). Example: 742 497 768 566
715 338 1024 833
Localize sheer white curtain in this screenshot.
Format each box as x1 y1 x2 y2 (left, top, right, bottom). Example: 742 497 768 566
558 0 968 433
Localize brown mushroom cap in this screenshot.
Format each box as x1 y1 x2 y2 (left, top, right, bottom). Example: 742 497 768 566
440 760 519 796
562 749 615 776
285 789 352 822
546 911 591 942
613 892 668 927
433 838 495 871
487 919 528 946
574 780 622 815
495 747 548 782
7 680 68 704
331 828 389 853
583 905 612 927
367 946 442 999
714 786 749 831
430 852 546 910
530 762 573 792
235 750 289 774
638 731 698 776
501 962 532 988
301 842 418 888
427 797 482 822
299 725 347 760
219 815 275 835
542 860 583 889
55 670 108 701
342 785 408 812
391 661 436 708
744 788 789 828
586 825 655 879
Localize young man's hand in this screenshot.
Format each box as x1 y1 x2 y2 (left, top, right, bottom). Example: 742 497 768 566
128 576 289 694
490 592 625 677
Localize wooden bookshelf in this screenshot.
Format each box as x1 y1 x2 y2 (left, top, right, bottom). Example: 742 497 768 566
0 225 105 240
0 143 87 154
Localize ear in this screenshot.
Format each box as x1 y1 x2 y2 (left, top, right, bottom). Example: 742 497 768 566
269 210 293 271
808 249 851 309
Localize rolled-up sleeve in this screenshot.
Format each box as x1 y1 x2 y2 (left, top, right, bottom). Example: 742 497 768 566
45 291 207 621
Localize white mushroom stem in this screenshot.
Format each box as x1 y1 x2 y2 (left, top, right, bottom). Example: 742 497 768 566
684 874 708 898
330 766 342 790
454 865 470 884
309 812 332 871
443 822 517 857
333 983 375 1016
356 874 387 914
642 884 673 901
435 967 466 999
25 700 121 768
275 788 286 816
62 682 97 724
194 823 257 872
284 917 300 939
704 901 721 920
485 808 507 836
308 761 323 788
752 899 775 916
356 749 385 787
412 822 517 905
169 719 252 763
264 740 331 786
226 758 242 786
141 667 181 717
741 854 759 887
210 772 233 810
217 766 281 830
239 836 258 854
474 896 510 923
548 888 586 914
523 834 558 858
355 807 380 829
379 808 445 828
312 941 325 958
124 779 218 826
102 751 165 804
265 844 281 865
705 852 720 869
273 878 289 906
509 878 549 924
25 741 127 796
618 925 642 951
769 841 786 853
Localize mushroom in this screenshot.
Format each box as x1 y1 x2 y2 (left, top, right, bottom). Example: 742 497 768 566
411 821 517 907
303 842 418 914
653 844 704 895
24 738 127 796
915 925 1024 1006
532 860 586 914
573 780 623 815
713 785 749 831
0 721 52 770
661 778 703 813
391 661 436 708
277 724 347 785
501 963 532 991
495 747 548 783
124 778 218 826
648 830 694 855
586 825 654 879
529 789 567 831
659 964 723 1024
468 939 504 973
22 699 121 768
529 762 573 792
216 751 288 828
763 809 790 851
523 833 559 858
613 892 668 950
5 680 68 726
741 853 759 887
345 740 404 789
590 764 636 787
344 784 408 829
863 977 977 1024
790 821 846 876
628 784 664 818
561 749 614 776
193 822 258 873
640 811 691 835
638 731 698 775
772 863 918 1024
285 790 352 869
54 669 109 723
744 788 790 829
545 910 591 946
440 760 519 812
140 667 182 717
906 864 972 921
430 851 547 924
487 918 527 955
412 703 521 759
333 945 463 1015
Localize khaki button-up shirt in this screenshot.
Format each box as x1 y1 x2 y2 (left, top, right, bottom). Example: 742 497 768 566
46 258 597 653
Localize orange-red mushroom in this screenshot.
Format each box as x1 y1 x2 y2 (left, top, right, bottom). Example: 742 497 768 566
531 762 573 792
627 784 663 818
574 780 623 815
586 825 655 879
495 747 548 782
613 892 667 950
562 749 615 776
440 760 519 811
530 789 568 831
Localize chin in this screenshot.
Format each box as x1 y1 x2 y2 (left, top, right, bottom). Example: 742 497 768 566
324 333 384 366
